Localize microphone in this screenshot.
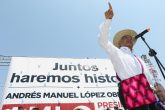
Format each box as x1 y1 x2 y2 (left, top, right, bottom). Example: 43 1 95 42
135 28 150 39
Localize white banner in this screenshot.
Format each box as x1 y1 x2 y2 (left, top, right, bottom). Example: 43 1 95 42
1 57 122 110
141 55 165 88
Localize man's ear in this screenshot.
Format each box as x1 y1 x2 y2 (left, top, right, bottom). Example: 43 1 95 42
118 40 122 47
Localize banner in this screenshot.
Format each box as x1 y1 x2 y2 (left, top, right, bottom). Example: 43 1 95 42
141 55 165 88
1 57 122 110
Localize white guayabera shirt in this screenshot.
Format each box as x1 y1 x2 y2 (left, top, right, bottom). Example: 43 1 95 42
98 19 154 86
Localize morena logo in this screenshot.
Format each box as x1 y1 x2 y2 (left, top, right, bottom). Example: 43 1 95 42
2 103 95 110
73 105 91 110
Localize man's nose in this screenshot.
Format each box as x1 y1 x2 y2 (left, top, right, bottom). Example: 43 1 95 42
127 37 133 41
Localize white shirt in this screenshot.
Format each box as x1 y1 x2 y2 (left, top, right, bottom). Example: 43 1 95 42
98 19 154 85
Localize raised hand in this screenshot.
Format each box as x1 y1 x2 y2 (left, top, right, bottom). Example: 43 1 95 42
104 2 114 19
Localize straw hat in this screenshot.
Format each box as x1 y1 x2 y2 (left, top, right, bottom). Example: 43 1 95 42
113 29 137 48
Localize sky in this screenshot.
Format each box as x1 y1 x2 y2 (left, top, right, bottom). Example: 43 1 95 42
0 0 165 105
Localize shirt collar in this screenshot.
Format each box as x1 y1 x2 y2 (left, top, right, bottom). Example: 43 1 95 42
120 46 132 54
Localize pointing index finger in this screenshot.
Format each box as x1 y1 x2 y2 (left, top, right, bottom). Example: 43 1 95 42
108 2 112 9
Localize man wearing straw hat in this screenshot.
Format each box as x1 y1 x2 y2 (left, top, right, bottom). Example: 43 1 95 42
98 2 156 110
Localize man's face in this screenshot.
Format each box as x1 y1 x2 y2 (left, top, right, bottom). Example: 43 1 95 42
119 35 134 50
